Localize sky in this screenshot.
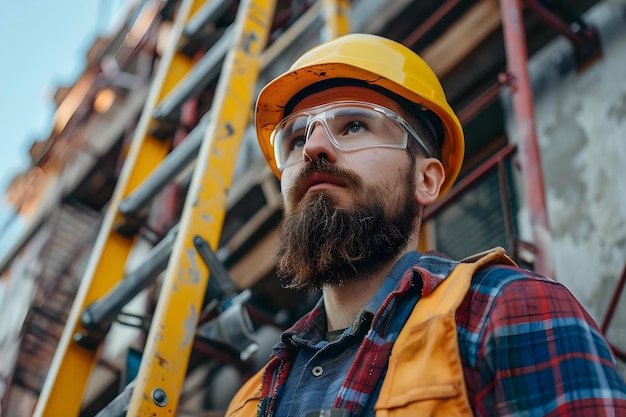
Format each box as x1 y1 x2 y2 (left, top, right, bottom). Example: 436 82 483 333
0 0 135 194
0 0 136 269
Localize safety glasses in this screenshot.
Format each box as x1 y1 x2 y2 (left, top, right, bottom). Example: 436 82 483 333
270 100 431 171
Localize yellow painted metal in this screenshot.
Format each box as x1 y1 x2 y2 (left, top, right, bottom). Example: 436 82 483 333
32 1 205 416
126 0 277 415
322 0 351 40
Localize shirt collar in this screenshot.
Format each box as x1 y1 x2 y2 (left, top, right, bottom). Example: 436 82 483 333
277 252 423 349
275 250 459 353
363 251 423 315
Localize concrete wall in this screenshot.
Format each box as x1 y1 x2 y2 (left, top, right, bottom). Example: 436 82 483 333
503 0 626 350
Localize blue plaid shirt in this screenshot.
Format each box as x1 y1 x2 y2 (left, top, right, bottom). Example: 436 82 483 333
273 252 423 416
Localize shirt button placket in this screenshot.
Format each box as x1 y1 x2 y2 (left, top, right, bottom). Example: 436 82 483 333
311 366 324 377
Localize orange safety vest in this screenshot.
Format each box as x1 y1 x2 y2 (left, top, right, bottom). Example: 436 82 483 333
226 248 515 417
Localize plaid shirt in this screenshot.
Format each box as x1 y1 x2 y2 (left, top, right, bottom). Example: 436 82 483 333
257 251 626 416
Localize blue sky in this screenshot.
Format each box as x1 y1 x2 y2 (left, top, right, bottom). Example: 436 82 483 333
0 0 135 267
0 0 134 194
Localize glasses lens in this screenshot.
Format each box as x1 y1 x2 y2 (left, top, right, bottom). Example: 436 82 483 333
271 101 412 170
273 114 308 170
323 105 406 149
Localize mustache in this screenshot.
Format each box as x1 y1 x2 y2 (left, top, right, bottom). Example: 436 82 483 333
292 159 362 192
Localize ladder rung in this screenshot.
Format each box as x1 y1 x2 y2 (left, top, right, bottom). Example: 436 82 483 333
76 227 239 350
77 229 178 349
194 235 238 304
118 113 209 230
152 27 233 123
182 0 237 48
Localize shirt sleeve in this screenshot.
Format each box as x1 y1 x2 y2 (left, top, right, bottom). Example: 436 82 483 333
474 267 626 417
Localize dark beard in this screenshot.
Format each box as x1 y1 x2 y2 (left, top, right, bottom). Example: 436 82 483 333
276 169 418 291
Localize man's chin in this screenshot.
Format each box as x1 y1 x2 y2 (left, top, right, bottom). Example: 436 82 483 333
295 189 354 212
281 273 350 292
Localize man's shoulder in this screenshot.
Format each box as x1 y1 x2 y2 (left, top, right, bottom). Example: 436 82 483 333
456 260 577 365
417 247 531 291
457 253 569 332
462 261 581 334
415 250 458 272
470 261 558 296
417 248 564 305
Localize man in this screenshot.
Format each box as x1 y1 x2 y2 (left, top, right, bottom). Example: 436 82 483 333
226 33 626 416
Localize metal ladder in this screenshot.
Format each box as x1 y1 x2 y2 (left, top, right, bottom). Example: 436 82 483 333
33 0 349 416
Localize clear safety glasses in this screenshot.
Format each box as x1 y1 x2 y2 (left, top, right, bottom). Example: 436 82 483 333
270 100 432 171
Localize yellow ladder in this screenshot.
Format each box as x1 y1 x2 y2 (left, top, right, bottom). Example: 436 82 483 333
33 0 349 415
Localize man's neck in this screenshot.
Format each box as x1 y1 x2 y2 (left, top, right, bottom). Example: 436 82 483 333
322 254 402 332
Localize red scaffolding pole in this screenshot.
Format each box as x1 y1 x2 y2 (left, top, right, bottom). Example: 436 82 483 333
499 0 555 278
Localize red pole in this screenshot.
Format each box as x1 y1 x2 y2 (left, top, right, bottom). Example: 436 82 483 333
499 0 555 278
523 0 586 48
403 0 461 47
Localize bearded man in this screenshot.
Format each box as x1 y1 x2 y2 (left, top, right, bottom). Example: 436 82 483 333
226 33 626 417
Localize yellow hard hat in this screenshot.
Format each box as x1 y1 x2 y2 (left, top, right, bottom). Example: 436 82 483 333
256 33 464 197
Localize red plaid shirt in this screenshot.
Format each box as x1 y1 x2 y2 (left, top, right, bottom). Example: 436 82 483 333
255 251 626 416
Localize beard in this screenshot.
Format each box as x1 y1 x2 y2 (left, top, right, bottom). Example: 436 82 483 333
275 159 419 291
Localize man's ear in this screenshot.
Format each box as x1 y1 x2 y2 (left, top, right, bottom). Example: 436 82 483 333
414 158 445 206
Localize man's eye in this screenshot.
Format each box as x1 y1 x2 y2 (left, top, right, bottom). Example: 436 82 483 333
347 120 365 134
289 136 306 151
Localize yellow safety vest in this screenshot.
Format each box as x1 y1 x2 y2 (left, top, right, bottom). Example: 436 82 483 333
226 248 515 417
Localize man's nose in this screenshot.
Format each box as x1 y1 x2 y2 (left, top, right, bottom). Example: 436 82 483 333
302 121 337 164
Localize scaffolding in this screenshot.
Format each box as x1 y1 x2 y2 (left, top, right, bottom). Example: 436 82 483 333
1 0 621 416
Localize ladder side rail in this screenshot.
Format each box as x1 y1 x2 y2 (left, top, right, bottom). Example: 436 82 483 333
322 0 351 40
125 0 277 415
32 1 205 415
184 0 238 40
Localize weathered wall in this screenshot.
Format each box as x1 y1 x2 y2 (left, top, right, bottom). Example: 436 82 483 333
503 0 626 351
